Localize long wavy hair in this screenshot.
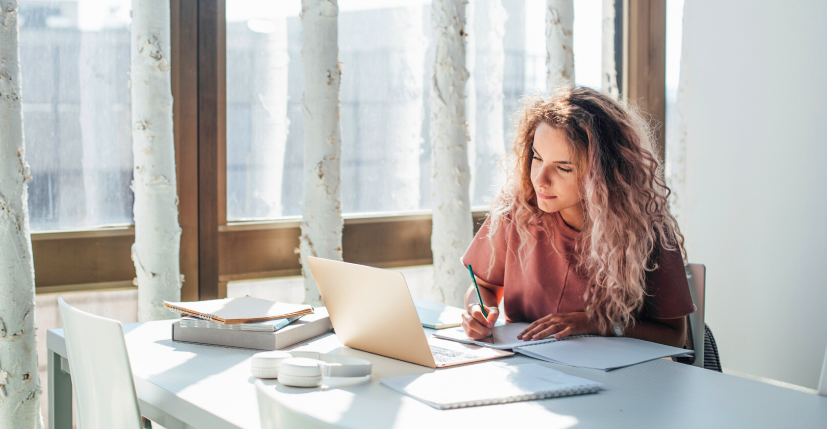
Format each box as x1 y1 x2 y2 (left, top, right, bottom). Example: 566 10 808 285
488 87 686 333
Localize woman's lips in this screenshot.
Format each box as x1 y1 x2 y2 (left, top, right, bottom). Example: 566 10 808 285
537 192 557 200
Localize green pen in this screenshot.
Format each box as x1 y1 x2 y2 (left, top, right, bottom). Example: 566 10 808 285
467 264 494 340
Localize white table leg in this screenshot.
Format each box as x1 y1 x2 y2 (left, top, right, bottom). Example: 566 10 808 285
48 351 72 429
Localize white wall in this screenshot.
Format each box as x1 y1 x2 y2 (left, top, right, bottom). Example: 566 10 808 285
679 0 827 389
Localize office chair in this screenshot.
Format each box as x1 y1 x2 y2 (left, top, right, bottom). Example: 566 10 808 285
682 263 722 371
255 379 337 429
58 298 149 429
818 344 827 397
685 264 706 368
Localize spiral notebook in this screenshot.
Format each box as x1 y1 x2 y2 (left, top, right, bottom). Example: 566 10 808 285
163 296 313 324
380 362 601 410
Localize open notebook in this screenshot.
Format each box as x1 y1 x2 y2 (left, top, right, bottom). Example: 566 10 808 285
434 323 692 371
433 323 591 350
380 362 601 409
164 296 313 324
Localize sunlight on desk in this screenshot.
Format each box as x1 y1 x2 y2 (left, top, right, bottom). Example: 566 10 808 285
259 377 580 429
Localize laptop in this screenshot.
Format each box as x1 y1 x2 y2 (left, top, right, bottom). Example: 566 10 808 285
307 256 513 368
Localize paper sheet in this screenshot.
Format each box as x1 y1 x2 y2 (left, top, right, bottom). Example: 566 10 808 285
434 323 571 350
515 336 693 371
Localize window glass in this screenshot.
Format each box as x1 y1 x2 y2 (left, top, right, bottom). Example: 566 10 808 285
339 1 429 213
19 0 134 231
226 1 303 220
226 0 604 220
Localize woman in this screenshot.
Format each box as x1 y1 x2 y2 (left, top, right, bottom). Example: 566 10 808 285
461 87 694 348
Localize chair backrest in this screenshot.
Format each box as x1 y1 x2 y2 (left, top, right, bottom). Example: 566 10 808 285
58 298 142 429
818 344 827 397
685 263 706 368
255 380 337 429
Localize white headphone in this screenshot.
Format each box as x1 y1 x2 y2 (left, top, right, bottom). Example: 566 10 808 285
250 351 373 388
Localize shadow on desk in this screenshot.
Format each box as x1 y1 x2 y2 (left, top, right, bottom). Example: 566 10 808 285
134 332 254 395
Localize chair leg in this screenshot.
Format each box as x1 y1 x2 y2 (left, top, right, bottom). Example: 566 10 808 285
142 417 152 429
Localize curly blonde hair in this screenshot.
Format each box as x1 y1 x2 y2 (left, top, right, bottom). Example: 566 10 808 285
488 87 686 333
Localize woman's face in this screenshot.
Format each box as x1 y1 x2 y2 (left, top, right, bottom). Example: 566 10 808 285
530 123 582 220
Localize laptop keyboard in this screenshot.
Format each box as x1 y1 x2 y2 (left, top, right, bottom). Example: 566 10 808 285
430 345 486 365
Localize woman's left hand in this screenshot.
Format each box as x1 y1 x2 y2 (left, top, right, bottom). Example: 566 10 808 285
517 312 599 341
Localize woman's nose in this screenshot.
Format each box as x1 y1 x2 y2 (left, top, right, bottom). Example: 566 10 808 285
534 165 552 187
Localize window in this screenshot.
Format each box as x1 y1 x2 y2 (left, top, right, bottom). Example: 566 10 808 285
24 0 630 296
20 0 134 231
19 0 614 295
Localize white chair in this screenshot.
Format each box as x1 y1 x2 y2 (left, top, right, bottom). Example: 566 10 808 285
255 379 337 429
818 345 827 397
685 263 706 368
58 297 145 429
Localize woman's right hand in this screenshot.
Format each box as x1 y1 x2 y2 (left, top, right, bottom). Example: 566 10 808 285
461 303 500 340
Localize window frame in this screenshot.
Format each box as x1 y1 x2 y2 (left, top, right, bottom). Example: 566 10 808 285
32 0 666 299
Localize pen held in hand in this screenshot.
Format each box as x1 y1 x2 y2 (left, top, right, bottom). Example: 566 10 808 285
467 264 494 339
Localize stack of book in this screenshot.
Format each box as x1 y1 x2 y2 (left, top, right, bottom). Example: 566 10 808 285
165 296 333 351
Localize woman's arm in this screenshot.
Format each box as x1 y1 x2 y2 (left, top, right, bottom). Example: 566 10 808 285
464 276 503 309
460 277 504 340
624 316 686 348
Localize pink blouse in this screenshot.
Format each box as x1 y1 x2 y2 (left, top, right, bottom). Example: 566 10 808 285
462 211 696 323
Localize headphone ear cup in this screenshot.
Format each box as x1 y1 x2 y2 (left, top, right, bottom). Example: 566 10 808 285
250 351 293 379
277 371 323 388
277 357 324 388
251 366 280 379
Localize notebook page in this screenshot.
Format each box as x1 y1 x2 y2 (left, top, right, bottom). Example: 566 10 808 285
515 337 693 371
434 323 565 350
380 362 601 409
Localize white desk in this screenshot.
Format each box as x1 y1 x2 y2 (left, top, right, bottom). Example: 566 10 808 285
47 320 827 429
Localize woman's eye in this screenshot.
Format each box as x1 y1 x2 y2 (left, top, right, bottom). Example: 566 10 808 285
532 155 542 162
557 166 572 173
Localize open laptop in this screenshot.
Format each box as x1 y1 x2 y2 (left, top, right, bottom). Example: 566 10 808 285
307 256 513 368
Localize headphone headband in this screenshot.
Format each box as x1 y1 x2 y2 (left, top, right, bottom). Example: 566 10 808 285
289 351 373 377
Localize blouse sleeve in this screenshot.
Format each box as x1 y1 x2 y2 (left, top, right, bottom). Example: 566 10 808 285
461 215 509 287
641 245 697 319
